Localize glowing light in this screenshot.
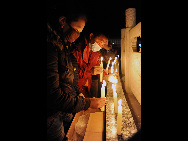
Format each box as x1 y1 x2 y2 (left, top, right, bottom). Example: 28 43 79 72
102 80 106 87
108 75 118 83
101 57 103 62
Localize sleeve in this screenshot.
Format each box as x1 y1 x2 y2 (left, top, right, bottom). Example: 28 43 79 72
47 46 90 117
103 69 107 77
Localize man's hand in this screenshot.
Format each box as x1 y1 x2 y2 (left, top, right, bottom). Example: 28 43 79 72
89 97 106 109
91 66 103 75
79 93 85 98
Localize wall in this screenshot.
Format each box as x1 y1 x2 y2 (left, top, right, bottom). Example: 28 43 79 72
130 52 141 104
121 23 141 105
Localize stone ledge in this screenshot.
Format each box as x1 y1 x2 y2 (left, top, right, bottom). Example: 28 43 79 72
121 80 141 130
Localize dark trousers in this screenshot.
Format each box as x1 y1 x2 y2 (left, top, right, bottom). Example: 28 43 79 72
90 75 101 98
47 113 65 141
47 112 73 141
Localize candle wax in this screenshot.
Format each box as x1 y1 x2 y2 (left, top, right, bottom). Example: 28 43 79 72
117 99 122 135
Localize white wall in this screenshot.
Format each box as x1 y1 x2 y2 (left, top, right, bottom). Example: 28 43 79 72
121 23 141 105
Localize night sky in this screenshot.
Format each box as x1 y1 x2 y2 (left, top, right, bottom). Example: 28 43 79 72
47 0 141 39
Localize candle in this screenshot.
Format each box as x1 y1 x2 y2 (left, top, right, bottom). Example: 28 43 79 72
111 61 115 73
106 57 111 73
112 84 118 113
114 57 117 71
114 57 117 62
111 65 113 73
100 57 103 82
101 80 106 111
117 99 122 135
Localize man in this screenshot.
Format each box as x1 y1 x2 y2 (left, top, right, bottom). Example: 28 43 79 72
102 41 116 71
47 13 106 141
73 33 109 98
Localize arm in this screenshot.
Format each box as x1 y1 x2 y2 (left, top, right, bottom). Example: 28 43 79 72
47 46 90 116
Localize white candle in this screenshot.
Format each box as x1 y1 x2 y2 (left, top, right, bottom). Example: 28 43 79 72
111 66 113 73
112 84 118 113
111 61 115 73
114 57 117 62
117 99 122 135
114 57 117 71
101 80 106 111
106 57 111 73
100 57 103 82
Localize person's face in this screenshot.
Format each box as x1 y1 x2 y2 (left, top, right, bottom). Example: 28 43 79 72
68 19 85 43
91 36 108 48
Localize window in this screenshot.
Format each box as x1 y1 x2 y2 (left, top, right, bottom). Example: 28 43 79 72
137 37 141 52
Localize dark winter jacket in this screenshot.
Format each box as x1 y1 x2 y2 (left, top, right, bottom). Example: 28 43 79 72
46 23 91 118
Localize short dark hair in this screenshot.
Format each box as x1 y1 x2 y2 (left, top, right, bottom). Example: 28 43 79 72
66 12 87 24
47 9 87 31
91 33 107 41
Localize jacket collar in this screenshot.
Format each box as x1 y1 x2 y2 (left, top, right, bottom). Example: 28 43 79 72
47 23 64 51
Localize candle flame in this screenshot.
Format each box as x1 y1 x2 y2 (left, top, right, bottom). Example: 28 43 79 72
114 57 117 62
101 57 103 62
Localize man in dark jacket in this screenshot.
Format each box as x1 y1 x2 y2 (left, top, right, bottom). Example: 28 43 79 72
47 13 106 141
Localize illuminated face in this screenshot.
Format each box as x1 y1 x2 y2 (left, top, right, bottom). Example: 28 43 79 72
70 19 86 33
93 36 108 48
66 19 86 43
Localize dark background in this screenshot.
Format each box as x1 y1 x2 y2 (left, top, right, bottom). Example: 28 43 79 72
46 0 141 39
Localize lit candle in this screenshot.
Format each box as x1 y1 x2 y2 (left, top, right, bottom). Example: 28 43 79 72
114 57 117 62
114 57 117 71
101 80 106 111
100 57 103 82
111 62 114 73
106 57 111 73
112 84 118 113
117 99 122 135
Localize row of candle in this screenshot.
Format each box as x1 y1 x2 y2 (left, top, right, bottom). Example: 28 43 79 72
100 56 122 135
111 57 118 73
100 56 119 82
